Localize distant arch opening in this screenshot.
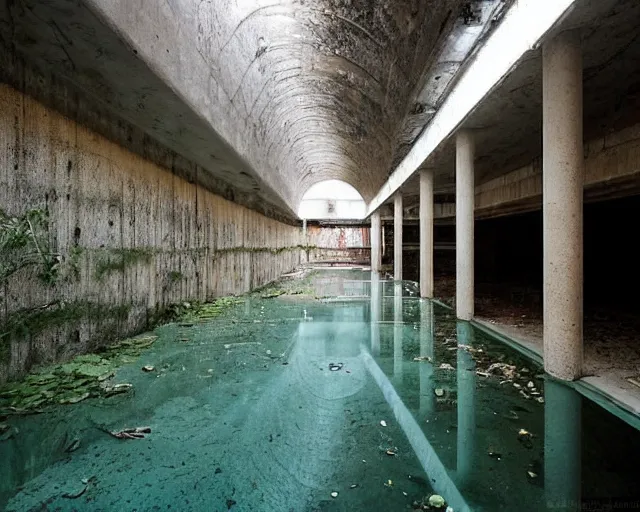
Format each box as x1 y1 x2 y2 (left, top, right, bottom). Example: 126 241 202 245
298 180 366 220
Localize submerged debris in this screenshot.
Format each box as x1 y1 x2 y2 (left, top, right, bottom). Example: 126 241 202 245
107 426 151 440
329 362 344 371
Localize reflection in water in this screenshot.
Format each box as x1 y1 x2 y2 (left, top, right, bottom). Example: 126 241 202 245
545 379 582 511
370 272 382 356
456 321 476 487
361 345 472 512
394 282 404 381
419 300 435 416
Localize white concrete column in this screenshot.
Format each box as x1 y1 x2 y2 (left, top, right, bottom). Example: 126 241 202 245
456 130 475 320
420 169 434 298
394 192 403 280
370 211 381 273
543 30 583 381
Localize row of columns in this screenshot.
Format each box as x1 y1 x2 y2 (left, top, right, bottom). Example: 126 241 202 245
369 30 583 381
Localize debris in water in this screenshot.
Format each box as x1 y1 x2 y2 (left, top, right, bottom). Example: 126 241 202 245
428 494 446 508
329 362 344 371
107 426 151 440
350 484 358 489
527 381 535 388
413 356 432 362
536 397 545 403
488 451 502 460
527 471 538 478
434 388 445 397
384 479 393 487
62 485 87 499
380 420 387 427
65 438 81 453
142 365 155 372
386 449 396 456
438 363 455 370
331 491 338 498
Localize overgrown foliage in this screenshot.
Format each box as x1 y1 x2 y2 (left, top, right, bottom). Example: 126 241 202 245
0 208 59 285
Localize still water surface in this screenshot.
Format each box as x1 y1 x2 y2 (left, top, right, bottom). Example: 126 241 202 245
1 269 639 511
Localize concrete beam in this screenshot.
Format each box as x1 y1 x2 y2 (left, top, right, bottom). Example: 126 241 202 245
366 0 577 216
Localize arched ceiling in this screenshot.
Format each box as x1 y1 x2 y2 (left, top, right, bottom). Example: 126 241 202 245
0 0 470 219
199 0 463 205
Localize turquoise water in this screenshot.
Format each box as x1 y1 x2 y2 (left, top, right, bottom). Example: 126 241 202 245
1 269 639 511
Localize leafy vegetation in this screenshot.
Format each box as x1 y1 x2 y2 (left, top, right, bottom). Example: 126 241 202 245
0 334 157 414
0 208 59 285
94 248 154 280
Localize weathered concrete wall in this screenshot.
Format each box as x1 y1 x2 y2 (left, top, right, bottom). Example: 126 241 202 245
306 226 370 264
0 83 304 382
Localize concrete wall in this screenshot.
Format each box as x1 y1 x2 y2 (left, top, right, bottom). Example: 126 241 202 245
0 83 304 382
306 226 370 264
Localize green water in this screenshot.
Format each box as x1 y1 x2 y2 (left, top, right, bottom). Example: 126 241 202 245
1 269 639 511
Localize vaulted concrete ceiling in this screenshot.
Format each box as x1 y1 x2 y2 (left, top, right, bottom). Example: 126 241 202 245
194 0 463 205
1 0 483 220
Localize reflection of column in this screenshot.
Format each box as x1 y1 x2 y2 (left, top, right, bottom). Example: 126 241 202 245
393 282 403 380
545 379 581 511
419 300 435 416
370 272 382 356
456 321 475 487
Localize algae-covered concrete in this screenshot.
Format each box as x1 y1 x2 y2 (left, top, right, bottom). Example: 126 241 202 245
0 83 304 382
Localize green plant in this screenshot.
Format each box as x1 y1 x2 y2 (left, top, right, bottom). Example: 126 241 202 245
0 208 59 285
94 248 154 280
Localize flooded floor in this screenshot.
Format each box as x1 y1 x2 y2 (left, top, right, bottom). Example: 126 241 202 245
1 269 640 511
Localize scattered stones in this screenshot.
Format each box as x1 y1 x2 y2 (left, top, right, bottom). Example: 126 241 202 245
142 365 155 372
527 381 535 388
438 363 455 370
434 388 445 397
380 420 387 427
